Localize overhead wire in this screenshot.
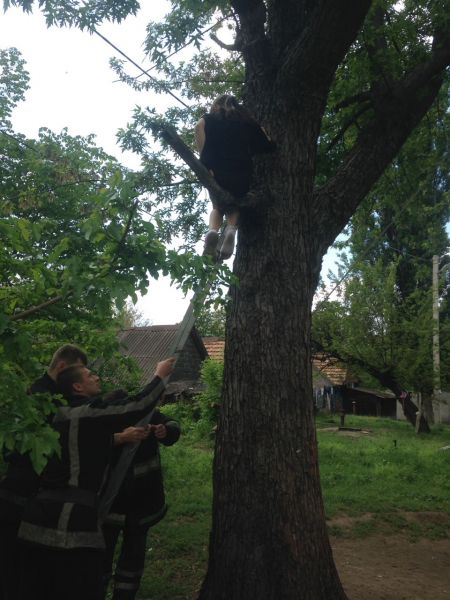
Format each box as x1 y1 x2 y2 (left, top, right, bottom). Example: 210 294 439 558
92 8 234 111
384 245 431 263
125 11 234 84
92 28 191 110
2 7 237 173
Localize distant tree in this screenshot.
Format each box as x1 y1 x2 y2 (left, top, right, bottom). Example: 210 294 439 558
195 304 226 338
116 301 151 329
313 92 450 425
313 264 433 410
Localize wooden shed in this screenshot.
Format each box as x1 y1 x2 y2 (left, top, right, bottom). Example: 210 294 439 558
342 386 397 418
118 325 208 400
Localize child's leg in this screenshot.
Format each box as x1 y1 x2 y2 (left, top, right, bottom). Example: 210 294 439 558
219 209 239 259
225 210 238 227
203 207 223 257
209 208 223 231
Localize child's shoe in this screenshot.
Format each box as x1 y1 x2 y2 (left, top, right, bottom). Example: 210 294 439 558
203 230 219 257
219 225 237 260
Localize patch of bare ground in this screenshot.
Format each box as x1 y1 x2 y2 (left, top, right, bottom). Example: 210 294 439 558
318 427 372 437
330 513 450 600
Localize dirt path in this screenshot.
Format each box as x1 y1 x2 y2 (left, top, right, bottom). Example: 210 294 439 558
332 534 450 599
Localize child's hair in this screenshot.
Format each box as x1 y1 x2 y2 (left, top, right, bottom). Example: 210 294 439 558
210 94 254 123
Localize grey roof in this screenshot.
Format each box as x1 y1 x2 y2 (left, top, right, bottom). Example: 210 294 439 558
349 386 396 399
117 324 207 385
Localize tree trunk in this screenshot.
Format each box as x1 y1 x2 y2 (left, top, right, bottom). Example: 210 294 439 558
400 394 430 434
421 392 435 425
199 114 347 598
195 3 449 596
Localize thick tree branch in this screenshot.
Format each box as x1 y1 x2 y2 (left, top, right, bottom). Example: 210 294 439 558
230 0 270 80
364 5 392 92
210 32 242 52
402 38 450 96
266 0 316 53
313 37 450 252
279 1 372 98
231 0 266 37
335 91 371 111
10 295 65 321
326 102 372 153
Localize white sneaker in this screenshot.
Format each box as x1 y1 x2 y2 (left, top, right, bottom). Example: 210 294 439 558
203 230 219 257
219 226 236 259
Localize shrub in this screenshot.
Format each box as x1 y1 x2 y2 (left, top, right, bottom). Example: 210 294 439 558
195 359 223 426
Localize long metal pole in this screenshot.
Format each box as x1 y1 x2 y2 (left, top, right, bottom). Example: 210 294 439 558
98 256 222 520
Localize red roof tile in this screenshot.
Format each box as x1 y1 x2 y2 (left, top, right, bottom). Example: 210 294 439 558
312 354 357 386
202 337 225 360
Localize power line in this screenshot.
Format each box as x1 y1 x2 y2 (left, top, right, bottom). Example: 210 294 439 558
92 28 191 110
95 11 235 109
3 9 238 164
127 12 233 85
98 10 237 107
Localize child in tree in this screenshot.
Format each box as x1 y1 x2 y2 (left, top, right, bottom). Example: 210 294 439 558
195 94 275 259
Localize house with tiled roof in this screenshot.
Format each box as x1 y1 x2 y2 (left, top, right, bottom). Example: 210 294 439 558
312 354 356 413
312 353 397 417
312 354 356 387
118 328 398 416
202 336 225 361
118 325 207 400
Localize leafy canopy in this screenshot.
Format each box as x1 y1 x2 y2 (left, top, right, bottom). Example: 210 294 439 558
0 45 230 468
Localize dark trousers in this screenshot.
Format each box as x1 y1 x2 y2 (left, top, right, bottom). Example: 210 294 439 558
103 523 149 600
18 544 104 600
0 521 21 600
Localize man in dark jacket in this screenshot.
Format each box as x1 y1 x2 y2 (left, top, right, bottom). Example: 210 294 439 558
17 357 175 600
102 400 181 600
0 344 88 600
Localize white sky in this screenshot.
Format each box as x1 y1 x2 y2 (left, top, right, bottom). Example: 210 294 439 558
1 4 340 324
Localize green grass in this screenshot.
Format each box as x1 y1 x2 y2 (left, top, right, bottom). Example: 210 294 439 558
138 438 212 599
317 414 450 517
135 415 450 599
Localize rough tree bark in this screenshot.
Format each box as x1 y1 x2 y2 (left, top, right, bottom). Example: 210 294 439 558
161 1 450 597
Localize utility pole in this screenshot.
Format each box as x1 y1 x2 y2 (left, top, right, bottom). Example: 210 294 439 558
432 254 441 424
